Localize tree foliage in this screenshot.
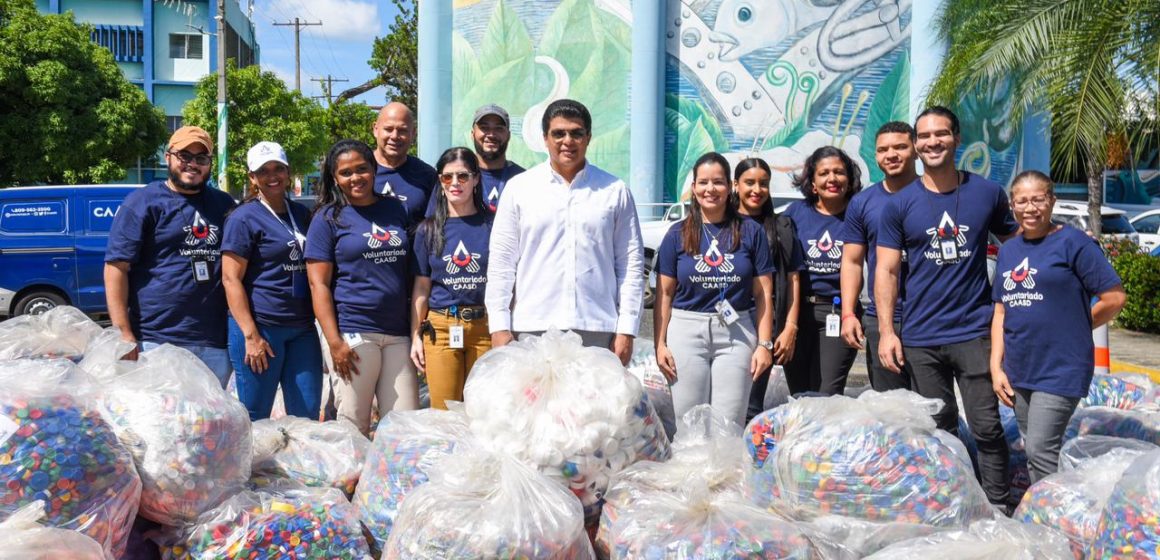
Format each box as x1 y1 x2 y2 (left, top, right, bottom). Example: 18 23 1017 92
335 0 416 107
183 62 328 196
928 0 1159 236
0 0 168 186
326 101 376 146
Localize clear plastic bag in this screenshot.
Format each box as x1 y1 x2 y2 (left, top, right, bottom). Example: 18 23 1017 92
383 447 594 560
0 501 110 560
354 407 470 550
1089 449 1160 558
0 360 140 558
1014 448 1143 558
249 417 368 495
1057 435 1158 472
626 346 675 442
743 391 993 530
464 329 670 521
863 518 1073 559
87 339 252 526
0 306 102 360
1063 405 1160 446
158 484 371 559
1082 374 1159 410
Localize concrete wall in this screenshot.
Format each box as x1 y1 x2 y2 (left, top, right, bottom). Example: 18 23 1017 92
60 0 141 25
152 0 210 83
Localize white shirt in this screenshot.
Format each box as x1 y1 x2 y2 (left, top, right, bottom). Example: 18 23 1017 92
485 160 644 335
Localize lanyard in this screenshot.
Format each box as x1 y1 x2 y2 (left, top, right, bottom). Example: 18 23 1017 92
258 196 303 250
701 222 728 302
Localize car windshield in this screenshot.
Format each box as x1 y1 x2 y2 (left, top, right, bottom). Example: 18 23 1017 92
1102 215 1136 234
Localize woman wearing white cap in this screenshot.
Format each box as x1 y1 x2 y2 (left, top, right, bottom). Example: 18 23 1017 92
222 141 322 420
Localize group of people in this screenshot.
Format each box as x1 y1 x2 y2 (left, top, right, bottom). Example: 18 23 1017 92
104 99 1125 513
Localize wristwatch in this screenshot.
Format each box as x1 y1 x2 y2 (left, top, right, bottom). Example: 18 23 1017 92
758 340 774 351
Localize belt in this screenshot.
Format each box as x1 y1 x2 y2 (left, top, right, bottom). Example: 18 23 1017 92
431 306 487 321
804 295 837 305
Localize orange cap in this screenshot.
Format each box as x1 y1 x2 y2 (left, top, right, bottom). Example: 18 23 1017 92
168 126 214 153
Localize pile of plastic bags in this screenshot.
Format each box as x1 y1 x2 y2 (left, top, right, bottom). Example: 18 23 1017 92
1082 374 1158 410
1064 405 1160 446
0 501 109 560
250 417 368 495
863 518 1072 559
0 306 102 360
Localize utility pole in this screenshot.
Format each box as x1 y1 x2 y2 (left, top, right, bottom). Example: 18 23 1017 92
216 0 227 192
273 17 322 91
310 75 349 105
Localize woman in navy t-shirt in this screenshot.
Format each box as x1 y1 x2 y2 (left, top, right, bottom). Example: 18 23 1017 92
781 146 862 395
222 141 321 420
409 147 493 410
654 152 775 429
990 171 1125 482
305 140 419 435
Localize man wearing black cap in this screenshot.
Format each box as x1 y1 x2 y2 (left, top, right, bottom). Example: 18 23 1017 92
471 104 525 212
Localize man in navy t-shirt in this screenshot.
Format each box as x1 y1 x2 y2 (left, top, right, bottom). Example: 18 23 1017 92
105 126 238 387
470 104 525 212
372 102 437 226
875 107 1020 513
839 121 918 392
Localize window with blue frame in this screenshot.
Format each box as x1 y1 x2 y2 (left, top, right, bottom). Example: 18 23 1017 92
90 25 145 63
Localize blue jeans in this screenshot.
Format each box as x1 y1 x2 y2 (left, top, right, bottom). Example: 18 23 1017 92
228 317 324 421
140 341 232 389
1013 388 1080 484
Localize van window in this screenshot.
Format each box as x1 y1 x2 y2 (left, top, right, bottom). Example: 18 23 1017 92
87 199 124 232
1102 215 1136 235
0 200 66 234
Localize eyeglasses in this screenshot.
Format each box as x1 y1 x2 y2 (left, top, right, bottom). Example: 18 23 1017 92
438 171 475 185
548 128 588 140
1012 196 1052 210
169 150 212 166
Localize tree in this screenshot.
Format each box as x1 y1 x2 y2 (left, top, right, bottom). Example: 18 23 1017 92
326 100 377 146
335 0 416 107
183 62 329 196
0 0 168 186
928 0 1158 236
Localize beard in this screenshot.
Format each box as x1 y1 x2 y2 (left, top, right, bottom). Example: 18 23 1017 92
474 137 508 163
168 166 208 192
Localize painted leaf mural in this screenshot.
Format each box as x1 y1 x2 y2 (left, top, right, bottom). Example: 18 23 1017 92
860 51 911 183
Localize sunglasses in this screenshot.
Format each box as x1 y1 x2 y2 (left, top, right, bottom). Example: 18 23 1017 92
438 171 476 185
547 128 588 140
169 150 212 166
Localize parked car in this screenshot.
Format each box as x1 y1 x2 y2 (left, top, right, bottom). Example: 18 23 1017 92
1051 201 1140 246
1129 208 1160 252
0 185 141 317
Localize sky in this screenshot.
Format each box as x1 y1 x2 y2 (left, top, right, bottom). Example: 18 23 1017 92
249 0 402 106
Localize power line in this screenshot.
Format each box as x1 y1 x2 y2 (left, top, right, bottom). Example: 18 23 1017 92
310 75 349 105
272 17 321 91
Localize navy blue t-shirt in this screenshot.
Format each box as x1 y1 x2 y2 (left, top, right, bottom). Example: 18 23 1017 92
992 226 1121 398
878 172 1018 346
840 182 909 318
374 156 436 225
657 218 775 313
480 162 525 212
413 213 492 309
783 200 846 300
105 181 237 347
304 197 411 336
221 199 314 328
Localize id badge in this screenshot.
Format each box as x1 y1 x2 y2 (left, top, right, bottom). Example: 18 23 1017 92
940 238 959 262
343 332 364 347
825 313 841 338
291 271 308 299
192 259 210 284
715 299 739 325
448 325 465 349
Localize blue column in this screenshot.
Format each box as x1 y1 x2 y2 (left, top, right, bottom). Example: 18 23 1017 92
142 0 154 102
48 0 60 13
629 0 665 207
417 0 452 163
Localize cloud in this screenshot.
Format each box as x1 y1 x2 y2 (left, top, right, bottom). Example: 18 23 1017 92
260 0 380 42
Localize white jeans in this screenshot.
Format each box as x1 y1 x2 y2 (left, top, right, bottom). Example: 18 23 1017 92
666 308 757 430
323 332 419 435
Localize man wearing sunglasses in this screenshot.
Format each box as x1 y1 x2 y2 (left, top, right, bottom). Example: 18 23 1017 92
485 99 644 364
105 126 238 387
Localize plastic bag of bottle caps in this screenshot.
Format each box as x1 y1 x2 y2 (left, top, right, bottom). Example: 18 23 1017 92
0 306 102 360
464 329 670 522
1089 449 1160 559
1063 405 1160 446
383 447 594 559
1057 435 1158 472
250 417 368 495
0 359 140 558
353 407 469 550
744 391 993 528
0 500 109 560
159 484 371 560
863 518 1072 559
89 342 252 526
1014 448 1144 558
1082 374 1159 410
626 347 675 442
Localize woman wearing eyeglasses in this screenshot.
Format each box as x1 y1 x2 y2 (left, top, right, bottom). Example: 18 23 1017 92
990 170 1125 482
408 147 493 409
222 141 322 421
305 139 419 435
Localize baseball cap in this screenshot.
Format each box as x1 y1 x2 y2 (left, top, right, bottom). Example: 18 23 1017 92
168 126 214 153
246 141 289 172
473 104 510 127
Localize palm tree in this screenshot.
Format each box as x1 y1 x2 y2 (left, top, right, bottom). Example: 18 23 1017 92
927 0 1158 236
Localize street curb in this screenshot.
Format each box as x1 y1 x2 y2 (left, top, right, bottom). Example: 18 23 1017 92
1111 360 1160 384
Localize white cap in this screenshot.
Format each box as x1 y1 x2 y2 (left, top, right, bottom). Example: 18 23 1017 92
246 141 288 172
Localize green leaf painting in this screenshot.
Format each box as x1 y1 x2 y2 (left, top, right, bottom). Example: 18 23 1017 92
479 0 532 69
588 124 630 180
860 51 911 183
664 108 715 200
452 32 480 106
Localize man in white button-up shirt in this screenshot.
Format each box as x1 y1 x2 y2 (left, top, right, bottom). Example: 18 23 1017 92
485 99 644 364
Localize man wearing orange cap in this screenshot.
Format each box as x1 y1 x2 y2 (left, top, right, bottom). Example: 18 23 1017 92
105 126 238 387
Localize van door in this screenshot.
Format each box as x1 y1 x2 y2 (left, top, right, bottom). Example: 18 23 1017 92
0 196 75 313
74 191 130 313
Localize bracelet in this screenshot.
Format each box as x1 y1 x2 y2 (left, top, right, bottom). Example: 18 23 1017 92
842 314 858 321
